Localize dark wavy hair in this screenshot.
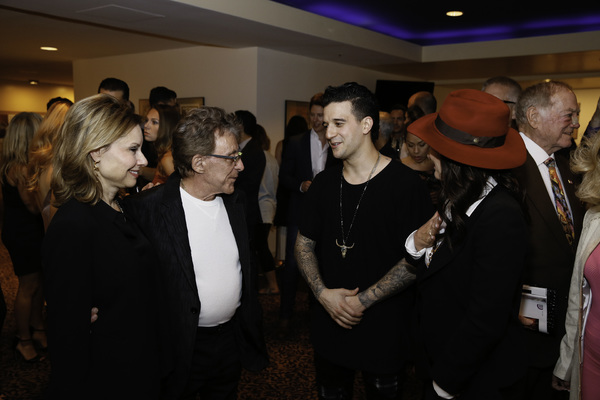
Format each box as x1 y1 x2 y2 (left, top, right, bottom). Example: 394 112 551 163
436 155 523 248
284 115 308 140
152 104 181 160
234 110 257 138
322 82 380 142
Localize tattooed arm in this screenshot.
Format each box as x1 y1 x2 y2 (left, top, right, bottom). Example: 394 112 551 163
345 258 417 313
295 232 363 329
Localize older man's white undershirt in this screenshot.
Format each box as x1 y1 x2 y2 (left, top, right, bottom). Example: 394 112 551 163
180 187 242 327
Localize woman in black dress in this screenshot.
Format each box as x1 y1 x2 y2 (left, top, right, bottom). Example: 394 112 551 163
43 94 166 399
0 111 46 362
401 131 441 205
405 89 529 399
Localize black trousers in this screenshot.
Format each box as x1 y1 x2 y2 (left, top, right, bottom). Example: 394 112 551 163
280 224 300 320
180 321 241 400
315 353 404 400
256 223 276 273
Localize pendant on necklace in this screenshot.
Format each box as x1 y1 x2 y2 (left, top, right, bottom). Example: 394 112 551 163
336 239 354 258
337 153 380 260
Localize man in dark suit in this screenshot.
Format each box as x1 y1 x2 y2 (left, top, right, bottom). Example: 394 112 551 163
125 107 268 400
234 110 266 266
277 92 339 336
386 103 408 159
97 77 129 103
513 80 584 399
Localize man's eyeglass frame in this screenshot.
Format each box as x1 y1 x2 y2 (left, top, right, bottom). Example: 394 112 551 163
207 151 243 163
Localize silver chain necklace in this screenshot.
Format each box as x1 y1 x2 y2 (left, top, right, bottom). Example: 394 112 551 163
336 153 381 258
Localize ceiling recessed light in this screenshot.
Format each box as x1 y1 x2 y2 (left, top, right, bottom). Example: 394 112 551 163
29 80 39 85
40 46 58 51
446 11 464 17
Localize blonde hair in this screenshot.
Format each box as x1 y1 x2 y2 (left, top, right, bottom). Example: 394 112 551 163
51 94 142 206
0 112 42 185
27 101 71 193
571 133 600 207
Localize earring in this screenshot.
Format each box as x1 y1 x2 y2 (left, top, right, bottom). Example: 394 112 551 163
94 160 99 172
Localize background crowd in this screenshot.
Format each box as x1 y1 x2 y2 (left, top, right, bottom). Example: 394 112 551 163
0 75 600 400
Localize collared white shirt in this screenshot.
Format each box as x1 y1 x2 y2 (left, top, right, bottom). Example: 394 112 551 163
519 132 573 217
239 137 251 150
405 177 498 267
309 128 329 179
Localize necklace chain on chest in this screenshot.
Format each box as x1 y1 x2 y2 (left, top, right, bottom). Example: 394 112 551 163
336 153 381 258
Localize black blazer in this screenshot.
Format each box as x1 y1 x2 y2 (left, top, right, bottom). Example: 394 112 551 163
236 137 266 229
513 153 584 368
415 186 528 399
43 199 163 400
278 131 338 225
124 174 268 400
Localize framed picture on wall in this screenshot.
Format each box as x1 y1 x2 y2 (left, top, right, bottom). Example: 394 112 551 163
178 97 205 116
138 97 205 118
285 100 309 131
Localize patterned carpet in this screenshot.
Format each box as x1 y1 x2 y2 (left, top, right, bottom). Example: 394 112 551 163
0 242 423 400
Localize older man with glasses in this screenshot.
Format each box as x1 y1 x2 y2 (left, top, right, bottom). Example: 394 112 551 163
125 106 268 400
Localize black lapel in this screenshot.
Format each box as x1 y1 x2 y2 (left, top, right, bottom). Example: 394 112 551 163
418 186 495 281
222 191 251 287
161 175 198 292
516 154 572 249
300 131 313 179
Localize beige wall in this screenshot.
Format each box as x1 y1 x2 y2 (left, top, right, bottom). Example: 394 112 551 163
0 79 73 116
574 89 600 143
71 45 411 147
1 44 599 143
73 46 259 114
255 47 408 144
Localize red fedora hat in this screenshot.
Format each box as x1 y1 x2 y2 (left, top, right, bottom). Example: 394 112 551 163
407 89 526 169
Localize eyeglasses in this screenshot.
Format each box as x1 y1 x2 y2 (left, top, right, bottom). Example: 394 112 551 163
207 151 243 163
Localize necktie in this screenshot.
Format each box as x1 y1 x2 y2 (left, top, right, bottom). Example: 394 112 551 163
544 157 575 245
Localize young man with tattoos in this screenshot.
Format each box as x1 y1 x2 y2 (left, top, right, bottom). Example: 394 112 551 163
295 82 433 399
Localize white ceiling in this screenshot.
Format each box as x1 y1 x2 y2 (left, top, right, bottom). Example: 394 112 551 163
1 0 600 88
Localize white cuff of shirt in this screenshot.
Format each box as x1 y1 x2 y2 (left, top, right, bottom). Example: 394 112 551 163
433 381 454 399
405 230 426 259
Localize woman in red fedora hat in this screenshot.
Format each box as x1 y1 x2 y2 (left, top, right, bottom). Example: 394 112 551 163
404 89 528 399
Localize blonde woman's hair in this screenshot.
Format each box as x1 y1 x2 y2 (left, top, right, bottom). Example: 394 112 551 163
571 133 600 207
0 112 42 185
51 94 142 206
27 101 71 193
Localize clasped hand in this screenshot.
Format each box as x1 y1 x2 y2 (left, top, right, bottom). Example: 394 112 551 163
318 287 365 329
414 212 442 251
551 375 570 391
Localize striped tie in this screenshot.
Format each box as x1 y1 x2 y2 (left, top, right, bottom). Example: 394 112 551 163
544 157 575 245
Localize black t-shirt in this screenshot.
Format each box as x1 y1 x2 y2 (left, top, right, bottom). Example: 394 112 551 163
299 159 434 372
